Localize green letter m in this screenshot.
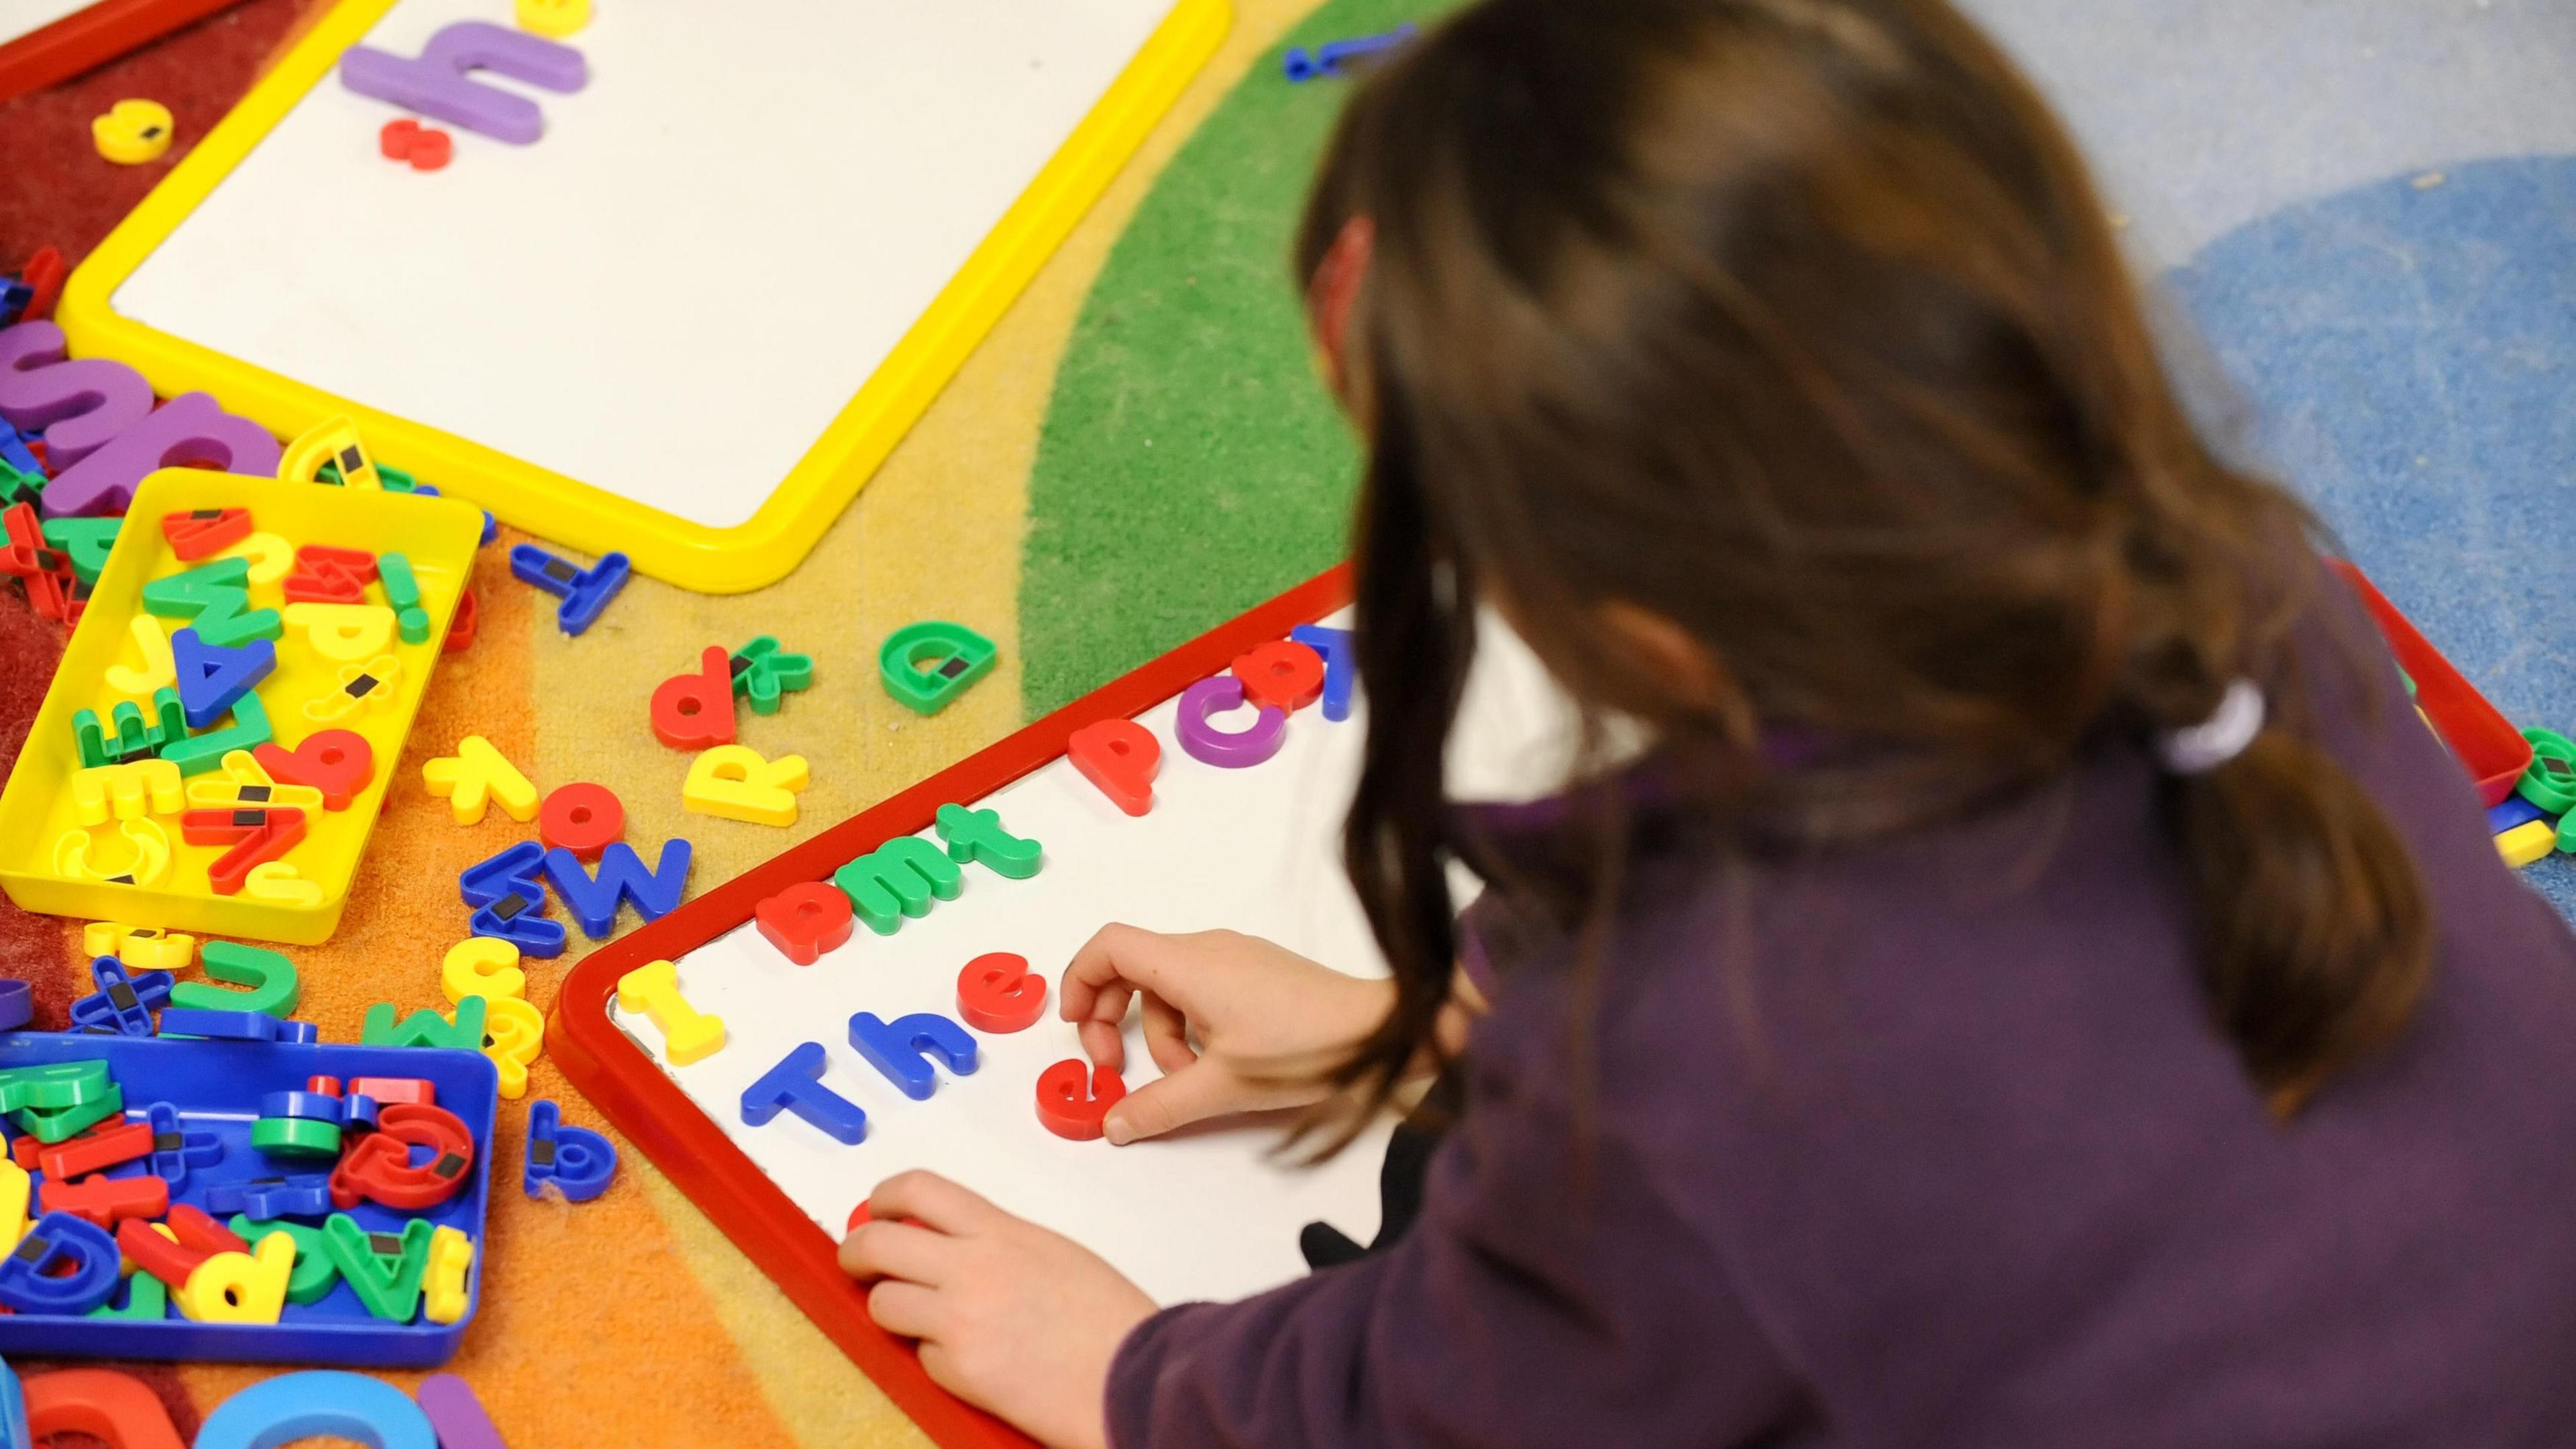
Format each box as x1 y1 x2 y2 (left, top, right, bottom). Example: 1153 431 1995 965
833 837 964 935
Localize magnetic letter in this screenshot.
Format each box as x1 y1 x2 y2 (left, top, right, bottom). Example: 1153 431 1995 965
1232 639 1326 713
44 401 284 517
616 959 724 1065
957 953 1046 1034
833 837 962 935
1176 676 1286 768
755 880 854 965
650 645 737 748
741 1041 869 1144
933 802 1042 879
0 320 154 468
1290 624 1356 721
849 1011 978 1101
339 20 588 145
1067 717 1160 816
1035 1060 1128 1142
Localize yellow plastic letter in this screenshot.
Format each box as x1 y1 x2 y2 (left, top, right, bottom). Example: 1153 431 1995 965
423 1224 476 1324
423 736 540 825
616 959 725 1065
443 938 526 1004
682 745 811 828
177 1232 294 1323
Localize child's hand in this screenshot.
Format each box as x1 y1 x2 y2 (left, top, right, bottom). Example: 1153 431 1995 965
1059 924 1394 1144
841 1170 1155 1449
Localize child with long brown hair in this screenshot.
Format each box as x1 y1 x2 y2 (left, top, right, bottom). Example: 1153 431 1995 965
841 1 2576 1443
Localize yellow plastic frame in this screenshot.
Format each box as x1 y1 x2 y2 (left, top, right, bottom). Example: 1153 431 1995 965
0 470 483 943
57 0 1233 594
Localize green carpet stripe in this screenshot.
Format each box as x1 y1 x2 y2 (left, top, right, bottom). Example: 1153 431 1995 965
1020 0 1458 716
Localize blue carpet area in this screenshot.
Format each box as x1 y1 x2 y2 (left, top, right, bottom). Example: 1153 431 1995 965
1958 0 2576 914
2166 156 2576 913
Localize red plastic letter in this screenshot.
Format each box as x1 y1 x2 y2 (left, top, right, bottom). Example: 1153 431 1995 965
37 1120 153 1181
1067 718 1159 817
1035 1059 1127 1141
755 881 854 965
539 782 626 860
956 953 1046 1033
40 1171 170 1227
1231 639 1326 713
281 545 378 604
651 645 737 749
253 729 374 810
23 1367 188 1449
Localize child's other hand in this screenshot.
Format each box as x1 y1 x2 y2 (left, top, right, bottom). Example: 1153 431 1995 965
841 1171 1154 1449
1059 924 1393 1144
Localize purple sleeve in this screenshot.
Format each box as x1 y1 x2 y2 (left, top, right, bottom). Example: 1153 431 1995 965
1103 1035 1803 1447
1455 895 1500 1000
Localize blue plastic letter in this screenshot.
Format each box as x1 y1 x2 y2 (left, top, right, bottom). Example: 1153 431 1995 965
1289 624 1356 722
848 1012 978 1102
740 1042 869 1143
541 838 691 939
193 1369 437 1449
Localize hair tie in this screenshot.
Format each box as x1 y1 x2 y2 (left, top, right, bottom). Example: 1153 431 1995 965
2157 678 2265 775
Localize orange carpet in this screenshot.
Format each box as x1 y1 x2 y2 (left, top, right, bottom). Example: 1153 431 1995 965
0 0 1341 1443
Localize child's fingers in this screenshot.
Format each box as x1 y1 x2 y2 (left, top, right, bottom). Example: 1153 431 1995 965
1087 981 1136 1034
839 1220 953 1285
867 1280 943 1340
1104 1061 1232 1145
870 1170 1002 1234
1079 1016 1128 1073
1141 991 1196 1075
1061 923 1193 1023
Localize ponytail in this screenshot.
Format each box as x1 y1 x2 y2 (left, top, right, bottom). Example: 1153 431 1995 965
2163 710 2432 1117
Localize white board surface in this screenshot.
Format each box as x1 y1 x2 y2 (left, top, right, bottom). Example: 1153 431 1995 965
110 0 1180 529
0 0 93 44
613 613 1583 1307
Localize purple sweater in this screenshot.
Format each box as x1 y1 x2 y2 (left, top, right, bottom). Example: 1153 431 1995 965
1108 594 2576 1446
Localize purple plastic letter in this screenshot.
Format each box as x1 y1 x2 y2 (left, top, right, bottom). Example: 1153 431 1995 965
339 21 588 146
416 1373 507 1449
0 321 156 468
41 392 283 517
1175 676 1287 769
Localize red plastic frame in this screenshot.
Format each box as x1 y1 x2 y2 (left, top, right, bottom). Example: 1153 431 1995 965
0 0 246 107
548 566 1352 1449
2327 559 2530 807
